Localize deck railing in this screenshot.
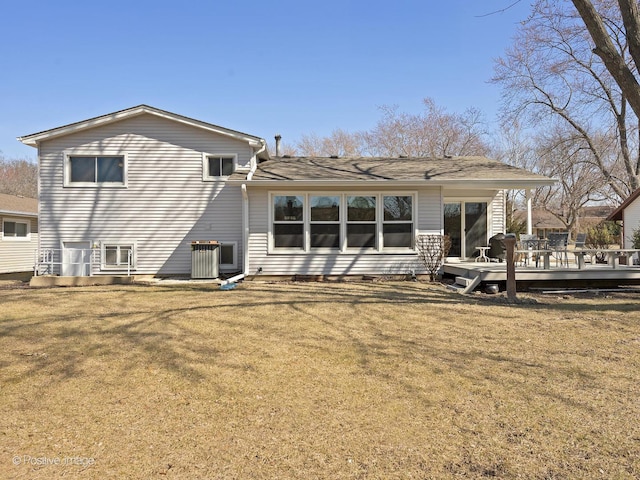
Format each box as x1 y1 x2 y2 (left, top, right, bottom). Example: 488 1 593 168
33 248 132 277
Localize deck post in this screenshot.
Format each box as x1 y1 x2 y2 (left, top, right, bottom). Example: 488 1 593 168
526 190 533 236
504 236 517 301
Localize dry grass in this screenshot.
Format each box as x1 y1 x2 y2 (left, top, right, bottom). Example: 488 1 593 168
1 281 639 479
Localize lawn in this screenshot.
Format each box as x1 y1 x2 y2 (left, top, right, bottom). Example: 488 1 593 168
1 281 639 479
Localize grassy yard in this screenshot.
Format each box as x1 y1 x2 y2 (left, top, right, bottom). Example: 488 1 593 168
1 281 639 479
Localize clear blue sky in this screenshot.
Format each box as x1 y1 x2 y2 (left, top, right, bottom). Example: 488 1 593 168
0 0 531 159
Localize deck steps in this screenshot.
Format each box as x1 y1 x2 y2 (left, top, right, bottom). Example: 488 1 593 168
447 275 481 294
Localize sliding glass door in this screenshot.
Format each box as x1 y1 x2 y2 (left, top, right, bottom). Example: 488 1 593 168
444 202 488 259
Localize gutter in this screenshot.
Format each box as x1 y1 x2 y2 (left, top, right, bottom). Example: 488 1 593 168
221 140 266 287
225 178 557 189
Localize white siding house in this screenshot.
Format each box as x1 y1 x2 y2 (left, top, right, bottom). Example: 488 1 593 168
608 188 640 248
19 106 554 278
0 193 38 275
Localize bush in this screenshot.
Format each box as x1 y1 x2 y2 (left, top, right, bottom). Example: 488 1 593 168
416 234 452 281
586 221 621 263
630 226 640 249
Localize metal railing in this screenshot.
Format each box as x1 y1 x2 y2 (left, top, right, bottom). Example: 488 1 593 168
33 248 132 277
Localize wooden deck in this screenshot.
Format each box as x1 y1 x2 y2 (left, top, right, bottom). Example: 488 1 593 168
443 260 640 291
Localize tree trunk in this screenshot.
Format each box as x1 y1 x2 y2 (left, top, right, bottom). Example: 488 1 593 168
571 0 640 120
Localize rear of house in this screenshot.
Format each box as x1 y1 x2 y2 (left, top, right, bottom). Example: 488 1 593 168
19 106 554 279
0 193 38 276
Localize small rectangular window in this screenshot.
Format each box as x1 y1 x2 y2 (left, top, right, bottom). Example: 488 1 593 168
219 244 234 265
207 156 235 177
102 244 134 268
2 219 29 239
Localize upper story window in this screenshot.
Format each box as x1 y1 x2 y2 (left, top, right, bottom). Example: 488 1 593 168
2 218 30 240
65 155 126 187
204 154 237 180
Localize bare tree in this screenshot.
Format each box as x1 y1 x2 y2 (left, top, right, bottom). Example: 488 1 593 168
296 129 364 157
493 0 640 200
571 0 640 119
361 98 490 157
0 154 37 198
531 123 611 233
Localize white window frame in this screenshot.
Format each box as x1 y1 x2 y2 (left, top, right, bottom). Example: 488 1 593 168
63 153 128 188
381 194 415 250
2 217 31 241
203 153 238 181
100 240 136 270
218 241 238 270
268 192 417 254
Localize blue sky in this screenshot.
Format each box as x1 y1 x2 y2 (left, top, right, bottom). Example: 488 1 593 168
1 0 531 159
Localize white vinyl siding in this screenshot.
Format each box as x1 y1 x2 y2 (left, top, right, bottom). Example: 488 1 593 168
0 216 38 273
623 197 640 248
38 114 253 275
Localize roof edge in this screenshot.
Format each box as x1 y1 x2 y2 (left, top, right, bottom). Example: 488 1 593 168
607 187 640 221
18 105 265 148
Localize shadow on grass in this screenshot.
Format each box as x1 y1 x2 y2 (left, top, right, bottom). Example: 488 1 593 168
0 281 638 410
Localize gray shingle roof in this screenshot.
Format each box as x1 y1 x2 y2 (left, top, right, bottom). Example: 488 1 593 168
230 156 554 186
0 193 38 216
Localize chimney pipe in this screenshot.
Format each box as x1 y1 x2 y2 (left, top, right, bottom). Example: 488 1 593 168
275 134 282 157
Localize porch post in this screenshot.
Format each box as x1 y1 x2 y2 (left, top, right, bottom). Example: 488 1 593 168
526 190 533 235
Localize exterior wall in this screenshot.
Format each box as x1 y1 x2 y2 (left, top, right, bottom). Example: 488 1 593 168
38 114 253 275
246 186 442 276
623 196 640 248
0 216 38 273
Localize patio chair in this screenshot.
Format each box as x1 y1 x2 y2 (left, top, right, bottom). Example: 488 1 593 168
547 232 569 267
518 234 539 267
573 232 590 265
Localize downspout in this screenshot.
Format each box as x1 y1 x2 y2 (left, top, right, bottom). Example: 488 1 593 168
221 140 265 286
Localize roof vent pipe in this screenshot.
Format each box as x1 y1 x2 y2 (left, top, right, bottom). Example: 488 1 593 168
275 134 282 157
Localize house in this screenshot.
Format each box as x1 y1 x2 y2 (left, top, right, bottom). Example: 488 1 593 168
18 105 554 279
608 188 640 248
0 193 38 276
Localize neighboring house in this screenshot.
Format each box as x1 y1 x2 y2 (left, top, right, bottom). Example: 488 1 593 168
18 105 553 278
0 193 38 275
608 188 640 248
514 206 613 240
